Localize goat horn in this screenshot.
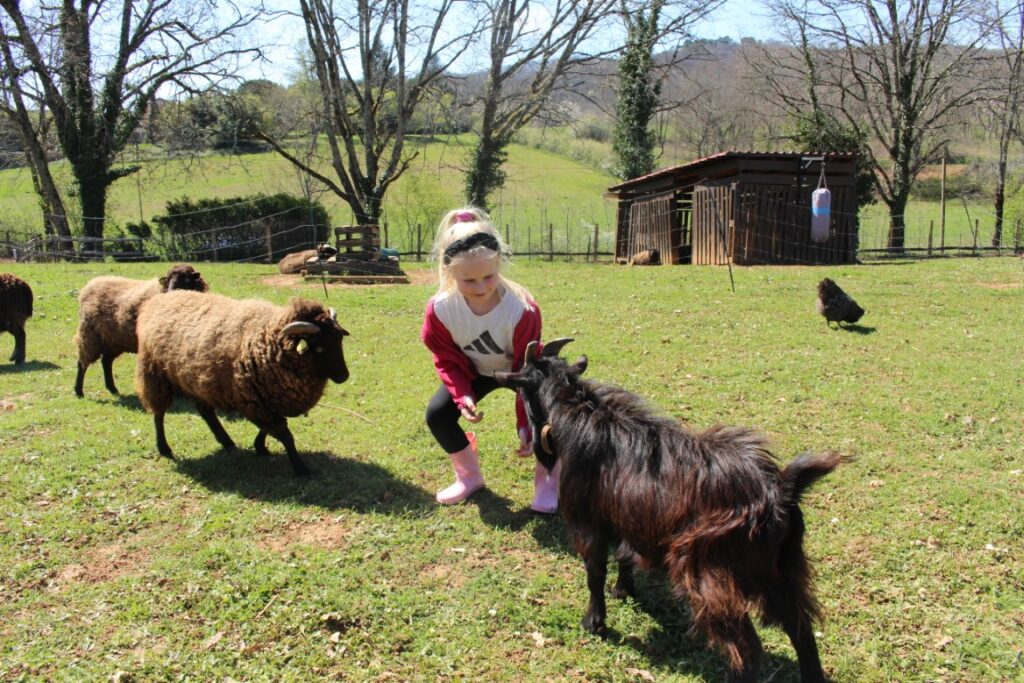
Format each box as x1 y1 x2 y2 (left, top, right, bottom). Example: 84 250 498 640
540 424 555 455
541 337 574 357
282 321 319 337
524 340 539 365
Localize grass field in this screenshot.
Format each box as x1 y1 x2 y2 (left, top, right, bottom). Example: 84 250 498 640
1 258 1021 681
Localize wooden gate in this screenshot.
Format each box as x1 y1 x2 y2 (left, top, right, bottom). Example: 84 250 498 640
692 184 733 265
626 194 676 264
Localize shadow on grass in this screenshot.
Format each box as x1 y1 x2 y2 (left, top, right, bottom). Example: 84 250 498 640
602 568 827 683
173 447 435 514
105 394 249 423
466 488 574 556
0 359 60 374
840 323 876 335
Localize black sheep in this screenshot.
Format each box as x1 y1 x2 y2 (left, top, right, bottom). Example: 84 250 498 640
817 277 865 328
0 273 33 364
495 339 844 683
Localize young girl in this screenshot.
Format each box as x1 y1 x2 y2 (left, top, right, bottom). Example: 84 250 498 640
420 207 557 512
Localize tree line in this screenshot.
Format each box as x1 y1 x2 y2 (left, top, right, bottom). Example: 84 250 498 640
2 0 1023 251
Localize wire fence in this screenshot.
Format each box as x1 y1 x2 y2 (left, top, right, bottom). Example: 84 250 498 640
1 198 1021 265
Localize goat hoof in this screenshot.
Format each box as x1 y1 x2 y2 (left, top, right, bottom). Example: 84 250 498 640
610 585 634 600
581 613 606 634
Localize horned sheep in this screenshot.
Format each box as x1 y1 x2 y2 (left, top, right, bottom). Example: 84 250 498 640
134 291 350 476
0 273 33 364
73 264 209 397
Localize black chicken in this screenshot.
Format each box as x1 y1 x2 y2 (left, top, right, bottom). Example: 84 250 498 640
817 278 865 328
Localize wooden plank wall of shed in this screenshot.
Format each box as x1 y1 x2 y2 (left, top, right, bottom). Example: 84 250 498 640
626 194 676 264
692 185 732 265
732 183 857 264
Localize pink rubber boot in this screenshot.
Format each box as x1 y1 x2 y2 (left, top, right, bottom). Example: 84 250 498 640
530 458 561 514
436 432 484 504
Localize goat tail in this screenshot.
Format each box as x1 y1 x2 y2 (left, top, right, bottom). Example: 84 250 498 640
781 450 848 507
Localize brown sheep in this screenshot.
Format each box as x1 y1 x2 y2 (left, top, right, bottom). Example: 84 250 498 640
0 273 33 364
134 291 350 476
277 243 338 274
628 248 661 266
74 264 208 397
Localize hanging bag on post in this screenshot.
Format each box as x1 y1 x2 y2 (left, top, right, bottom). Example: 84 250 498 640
811 163 831 244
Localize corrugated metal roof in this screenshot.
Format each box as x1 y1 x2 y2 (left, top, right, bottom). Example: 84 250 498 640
607 150 856 192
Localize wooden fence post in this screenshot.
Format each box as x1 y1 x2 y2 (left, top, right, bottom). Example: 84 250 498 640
383 221 389 249
416 223 422 261
974 219 979 255
266 221 273 263
1015 218 1023 254
548 222 553 261
593 223 599 262
928 220 933 256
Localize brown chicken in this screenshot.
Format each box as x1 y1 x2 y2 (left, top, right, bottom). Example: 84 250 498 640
817 278 865 328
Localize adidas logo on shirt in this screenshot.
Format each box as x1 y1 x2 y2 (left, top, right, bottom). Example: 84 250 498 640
463 330 505 355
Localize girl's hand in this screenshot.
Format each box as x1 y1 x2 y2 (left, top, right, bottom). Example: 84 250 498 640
516 427 533 456
460 396 483 423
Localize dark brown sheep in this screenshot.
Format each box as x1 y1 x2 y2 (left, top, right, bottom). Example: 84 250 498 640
134 291 349 476
74 264 208 397
496 339 843 683
0 273 33 364
277 244 338 274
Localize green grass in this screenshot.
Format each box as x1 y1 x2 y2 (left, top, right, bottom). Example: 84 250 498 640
1 258 1022 681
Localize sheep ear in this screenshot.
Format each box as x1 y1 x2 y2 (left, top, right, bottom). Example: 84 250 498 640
158 276 168 290
541 337 574 358
569 355 588 377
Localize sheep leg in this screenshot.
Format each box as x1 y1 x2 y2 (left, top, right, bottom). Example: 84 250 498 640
254 430 269 457
74 362 87 397
101 354 119 395
194 400 235 451
260 418 311 477
579 534 610 633
153 413 174 460
10 325 26 364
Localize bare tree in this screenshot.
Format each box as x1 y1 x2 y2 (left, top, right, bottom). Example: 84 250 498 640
463 0 616 209
987 1 1024 247
756 0 995 251
0 31 70 240
259 0 477 224
0 0 260 240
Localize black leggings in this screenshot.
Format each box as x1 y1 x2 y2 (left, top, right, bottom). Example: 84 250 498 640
426 376 504 453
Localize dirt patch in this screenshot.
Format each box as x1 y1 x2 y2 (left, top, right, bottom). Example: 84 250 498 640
259 518 353 553
52 541 152 588
976 281 1022 290
260 267 435 288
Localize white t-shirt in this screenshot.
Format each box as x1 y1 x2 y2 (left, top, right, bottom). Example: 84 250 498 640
431 288 528 377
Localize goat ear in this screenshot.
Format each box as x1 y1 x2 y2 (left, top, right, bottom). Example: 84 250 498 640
569 355 588 377
524 341 539 365
158 276 168 291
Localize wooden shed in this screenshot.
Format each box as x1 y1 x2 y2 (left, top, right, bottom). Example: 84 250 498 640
606 151 860 265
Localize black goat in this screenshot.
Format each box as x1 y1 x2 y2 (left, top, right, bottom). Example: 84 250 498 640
495 339 844 683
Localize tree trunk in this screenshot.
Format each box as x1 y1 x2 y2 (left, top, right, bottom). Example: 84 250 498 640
78 175 109 240
993 154 1007 248
886 193 909 253
465 134 508 211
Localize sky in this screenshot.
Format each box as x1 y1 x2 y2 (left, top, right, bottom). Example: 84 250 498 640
242 0 778 86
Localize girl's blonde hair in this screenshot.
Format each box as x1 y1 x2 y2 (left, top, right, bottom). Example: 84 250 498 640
430 206 533 308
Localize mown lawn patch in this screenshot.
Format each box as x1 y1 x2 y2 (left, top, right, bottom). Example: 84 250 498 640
1 258 1021 681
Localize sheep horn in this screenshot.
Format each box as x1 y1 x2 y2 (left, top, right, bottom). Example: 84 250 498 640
282 321 320 337
524 340 539 365
541 337 574 358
